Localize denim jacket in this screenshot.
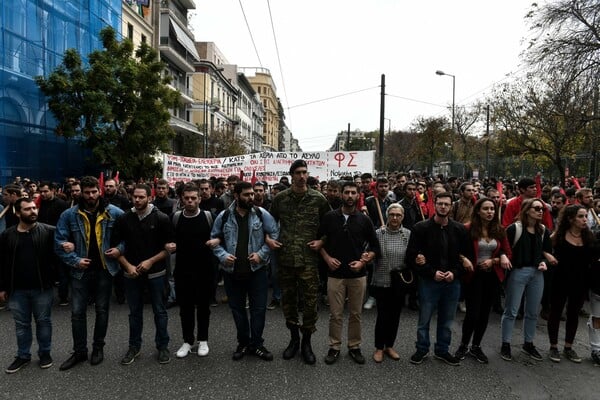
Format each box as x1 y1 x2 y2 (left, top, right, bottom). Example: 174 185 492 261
211 203 279 273
54 204 125 279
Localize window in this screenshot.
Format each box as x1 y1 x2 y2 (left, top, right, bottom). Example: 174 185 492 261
141 34 146 44
127 23 134 40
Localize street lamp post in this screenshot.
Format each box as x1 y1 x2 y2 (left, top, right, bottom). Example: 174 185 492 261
436 70 455 175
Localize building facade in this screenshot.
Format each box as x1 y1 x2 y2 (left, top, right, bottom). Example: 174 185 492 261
0 0 122 184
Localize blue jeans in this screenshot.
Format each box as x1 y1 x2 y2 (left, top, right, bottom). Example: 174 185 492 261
124 275 169 350
9 288 54 359
71 268 113 353
501 267 544 343
223 267 268 348
416 278 460 354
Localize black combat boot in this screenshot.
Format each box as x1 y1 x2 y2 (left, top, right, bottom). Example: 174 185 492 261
301 332 316 365
283 326 300 360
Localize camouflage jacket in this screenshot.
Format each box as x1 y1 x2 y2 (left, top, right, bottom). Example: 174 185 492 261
270 188 330 267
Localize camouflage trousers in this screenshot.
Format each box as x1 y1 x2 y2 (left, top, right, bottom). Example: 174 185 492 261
279 264 320 334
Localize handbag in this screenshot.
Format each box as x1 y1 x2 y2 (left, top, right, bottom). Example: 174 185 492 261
390 268 413 290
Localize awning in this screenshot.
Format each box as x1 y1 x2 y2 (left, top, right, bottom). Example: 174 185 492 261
170 18 200 61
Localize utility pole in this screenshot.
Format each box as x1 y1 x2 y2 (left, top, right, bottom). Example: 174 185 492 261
485 104 490 176
346 123 351 151
379 74 385 172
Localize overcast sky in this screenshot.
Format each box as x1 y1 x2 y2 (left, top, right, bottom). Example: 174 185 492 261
190 0 534 151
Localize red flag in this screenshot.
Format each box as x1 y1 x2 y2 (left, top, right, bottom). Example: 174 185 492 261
496 181 504 207
370 181 377 198
426 187 435 216
414 187 428 217
251 170 257 185
240 169 245 182
535 174 542 198
99 172 105 196
572 177 581 189
114 171 120 183
151 176 157 198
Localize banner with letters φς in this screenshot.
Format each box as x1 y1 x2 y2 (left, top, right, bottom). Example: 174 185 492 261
162 151 375 186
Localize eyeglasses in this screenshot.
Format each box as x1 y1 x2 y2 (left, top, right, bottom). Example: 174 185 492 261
531 206 544 212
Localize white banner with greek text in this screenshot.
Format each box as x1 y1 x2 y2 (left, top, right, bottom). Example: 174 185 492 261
162 151 375 185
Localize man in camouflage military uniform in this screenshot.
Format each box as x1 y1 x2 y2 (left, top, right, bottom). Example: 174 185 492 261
269 159 330 364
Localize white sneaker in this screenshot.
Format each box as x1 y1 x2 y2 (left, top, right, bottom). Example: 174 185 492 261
198 341 209 357
363 296 376 310
458 301 467 313
176 343 192 358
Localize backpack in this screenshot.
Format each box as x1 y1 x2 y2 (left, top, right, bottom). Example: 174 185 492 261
172 210 214 229
511 221 545 247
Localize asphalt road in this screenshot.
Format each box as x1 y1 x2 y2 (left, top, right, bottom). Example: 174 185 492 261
0 288 597 400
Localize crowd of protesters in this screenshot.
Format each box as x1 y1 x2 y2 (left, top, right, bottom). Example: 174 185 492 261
1 167 600 374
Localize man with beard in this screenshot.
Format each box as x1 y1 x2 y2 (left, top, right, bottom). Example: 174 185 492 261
406 192 473 366
550 192 566 228
576 188 600 233
37 181 68 226
112 184 174 365
269 160 330 364
67 182 81 208
318 181 380 365
210 181 279 361
103 179 129 211
0 198 57 373
54 176 124 370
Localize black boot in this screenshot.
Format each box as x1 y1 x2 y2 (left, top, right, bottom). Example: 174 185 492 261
283 326 300 360
301 332 316 365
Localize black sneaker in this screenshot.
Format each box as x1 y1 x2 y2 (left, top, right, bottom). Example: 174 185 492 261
267 299 280 310
454 344 468 360
349 348 366 365
522 343 543 361
253 346 273 361
563 348 582 363
548 347 561 363
120 347 140 365
157 348 170 364
410 350 428 365
468 345 488 364
324 349 340 365
39 352 53 369
591 351 600 366
434 352 460 366
5 357 30 374
232 345 248 361
500 343 512 361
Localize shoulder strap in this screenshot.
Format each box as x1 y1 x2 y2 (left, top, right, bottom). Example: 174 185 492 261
219 209 231 233
204 211 213 228
172 210 182 227
512 221 522 247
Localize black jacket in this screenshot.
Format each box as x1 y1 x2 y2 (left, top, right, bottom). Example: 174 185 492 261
406 217 471 281
0 223 57 294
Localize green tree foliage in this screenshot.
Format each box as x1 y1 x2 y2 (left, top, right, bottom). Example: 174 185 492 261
384 129 418 172
35 27 180 178
410 116 451 174
491 73 591 181
205 126 248 158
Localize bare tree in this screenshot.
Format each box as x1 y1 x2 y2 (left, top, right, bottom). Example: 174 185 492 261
453 103 483 178
525 0 599 78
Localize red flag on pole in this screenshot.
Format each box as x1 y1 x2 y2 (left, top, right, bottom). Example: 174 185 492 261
251 170 257 185
114 171 120 184
426 187 435 216
239 169 245 182
151 176 157 198
99 172 105 196
572 177 581 189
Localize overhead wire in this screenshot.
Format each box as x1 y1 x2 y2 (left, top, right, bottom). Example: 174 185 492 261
238 0 263 67
266 0 291 127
